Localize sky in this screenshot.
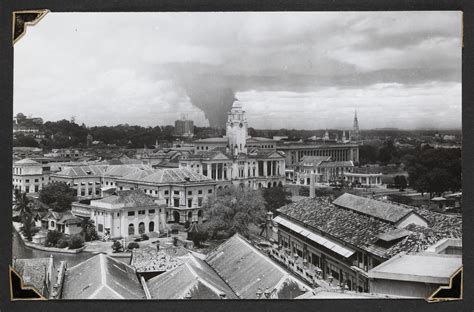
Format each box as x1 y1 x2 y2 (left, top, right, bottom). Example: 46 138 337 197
14 11 462 130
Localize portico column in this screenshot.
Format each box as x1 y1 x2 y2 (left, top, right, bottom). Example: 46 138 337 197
264 161 268 177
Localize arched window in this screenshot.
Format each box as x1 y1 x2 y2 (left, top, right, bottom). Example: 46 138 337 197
138 222 145 234
267 182 272 188
128 223 135 235
173 211 180 223
188 211 193 220
149 221 155 232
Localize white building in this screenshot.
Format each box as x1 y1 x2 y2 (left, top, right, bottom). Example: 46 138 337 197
72 190 166 238
12 158 49 193
181 100 286 189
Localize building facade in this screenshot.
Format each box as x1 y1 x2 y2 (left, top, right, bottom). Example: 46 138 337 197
294 156 354 185
72 190 167 238
182 100 286 189
272 193 435 293
175 119 194 138
12 158 49 193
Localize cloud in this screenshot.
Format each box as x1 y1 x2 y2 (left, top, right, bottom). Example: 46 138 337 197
14 11 462 129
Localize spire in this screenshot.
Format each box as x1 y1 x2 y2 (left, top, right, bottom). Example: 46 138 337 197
351 110 360 142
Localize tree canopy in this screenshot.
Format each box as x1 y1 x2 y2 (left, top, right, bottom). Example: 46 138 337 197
39 182 76 212
262 186 292 214
203 186 266 238
405 145 461 197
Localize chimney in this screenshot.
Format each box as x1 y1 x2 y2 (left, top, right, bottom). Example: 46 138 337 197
310 173 315 199
265 211 274 241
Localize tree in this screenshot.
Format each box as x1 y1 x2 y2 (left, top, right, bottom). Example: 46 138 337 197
81 218 99 241
14 190 34 241
393 175 407 190
68 234 85 249
262 186 292 214
127 242 140 250
203 186 266 238
39 182 75 212
112 240 123 253
45 230 63 247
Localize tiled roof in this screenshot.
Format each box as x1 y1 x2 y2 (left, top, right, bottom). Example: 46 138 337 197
332 193 413 224
62 253 145 299
141 168 213 184
205 234 309 299
183 148 230 160
131 246 183 273
146 253 238 299
92 190 156 207
278 195 462 259
13 257 53 297
278 197 395 254
120 168 156 181
52 165 108 178
103 164 152 178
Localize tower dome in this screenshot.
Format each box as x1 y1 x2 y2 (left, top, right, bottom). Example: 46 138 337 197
232 100 243 109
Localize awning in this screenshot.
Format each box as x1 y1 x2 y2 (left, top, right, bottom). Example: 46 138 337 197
273 216 356 258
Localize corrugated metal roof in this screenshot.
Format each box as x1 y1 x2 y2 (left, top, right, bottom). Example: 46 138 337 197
146 253 238 299
205 234 309 299
274 216 355 258
62 254 145 299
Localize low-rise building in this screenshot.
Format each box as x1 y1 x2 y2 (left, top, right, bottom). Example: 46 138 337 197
368 238 462 298
294 156 354 184
273 193 459 293
114 168 216 224
49 165 108 199
72 190 166 238
12 256 56 298
12 158 49 193
41 211 83 236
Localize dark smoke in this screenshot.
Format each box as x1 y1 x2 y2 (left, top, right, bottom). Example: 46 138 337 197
182 82 235 128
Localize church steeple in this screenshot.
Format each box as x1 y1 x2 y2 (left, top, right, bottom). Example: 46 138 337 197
351 110 360 142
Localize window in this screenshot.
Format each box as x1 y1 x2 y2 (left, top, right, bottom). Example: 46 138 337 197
106 181 109 185
95 189 100 195
98 224 104 232
25 179 29 183
128 211 135 216
208 189 212 194
174 198 180 207
188 191 192 195
138 210 145 215
25 186 30 193
155 190 158 195
148 209 155 215
198 198 203 206
34 185 39 192
50 221 55 227
188 199 192 208
164 190 169 195
198 190 203 195
174 190 180 195
34 179 38 183
117 213 120 217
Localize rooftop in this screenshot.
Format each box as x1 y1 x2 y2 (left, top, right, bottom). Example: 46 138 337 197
14 158 40 165
368 252 462 285
62 253 146 299
51 165 108 178
12 257 54 297
91 190 157 208
146 253 238 299
332 193 414 224
205 234 310 299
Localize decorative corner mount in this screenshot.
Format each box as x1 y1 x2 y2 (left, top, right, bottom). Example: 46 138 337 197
12 10 49 46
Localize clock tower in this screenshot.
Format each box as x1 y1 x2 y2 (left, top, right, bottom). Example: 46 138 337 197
226 100 248 155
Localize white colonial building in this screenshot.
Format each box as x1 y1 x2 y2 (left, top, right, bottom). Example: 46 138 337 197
12 158 49 193
180 100 286 189
72 190 167 238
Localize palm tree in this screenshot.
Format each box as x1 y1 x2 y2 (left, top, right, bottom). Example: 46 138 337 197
14 189 34 241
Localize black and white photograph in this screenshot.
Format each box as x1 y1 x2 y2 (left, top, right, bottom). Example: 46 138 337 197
10 11 462 301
